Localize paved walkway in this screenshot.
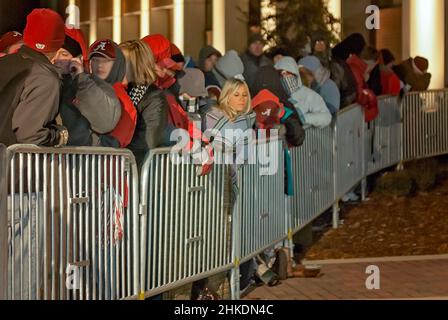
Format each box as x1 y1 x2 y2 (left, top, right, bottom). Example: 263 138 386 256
244 255 448 300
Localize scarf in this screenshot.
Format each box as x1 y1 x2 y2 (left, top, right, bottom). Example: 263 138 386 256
128 85 148 106
280 74 300 96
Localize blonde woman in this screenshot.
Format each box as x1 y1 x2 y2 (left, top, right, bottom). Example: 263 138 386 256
203 78 255 148
119 40 168 165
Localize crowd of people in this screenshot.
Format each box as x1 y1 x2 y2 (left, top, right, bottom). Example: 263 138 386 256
0 8 433 299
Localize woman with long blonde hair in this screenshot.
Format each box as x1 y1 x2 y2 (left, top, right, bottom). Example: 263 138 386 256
119 39 168 165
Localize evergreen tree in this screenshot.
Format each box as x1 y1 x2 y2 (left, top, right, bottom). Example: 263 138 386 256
261 0 340 58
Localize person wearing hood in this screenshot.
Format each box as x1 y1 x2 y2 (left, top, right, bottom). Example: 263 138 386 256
0 31 24 55
56 29 122 147
346 52 379 122
251 65 305 147
141 34 184 96
274 57 332 128
392 56 431 92
198 45 222 88
88 39 137 148
240 33 273 88
332 33 367 62
378 49 401 96
298 55 341 115
311 34 357 108
212 49 245 88
0 9 68 147
120 40 168 166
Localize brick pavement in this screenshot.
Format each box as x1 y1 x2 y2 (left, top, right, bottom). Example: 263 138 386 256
244 255 448 300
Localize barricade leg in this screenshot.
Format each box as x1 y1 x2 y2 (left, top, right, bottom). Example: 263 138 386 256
332 201 340 229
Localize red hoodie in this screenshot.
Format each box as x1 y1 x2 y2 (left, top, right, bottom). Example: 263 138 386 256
346 54 379 122
251 89 285 130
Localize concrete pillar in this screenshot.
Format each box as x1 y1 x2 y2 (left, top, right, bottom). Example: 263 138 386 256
213 0 226 53
113 0 121 43
341 0 372 42
403 0 445 89
89 0 97 45
173 0 185 53
183 0 206 59
140 0 150 38
225 0 249 54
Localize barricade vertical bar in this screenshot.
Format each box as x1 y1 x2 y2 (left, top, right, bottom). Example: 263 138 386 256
0 145 7 300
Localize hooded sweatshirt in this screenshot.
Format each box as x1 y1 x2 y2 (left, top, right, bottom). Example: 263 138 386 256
298 55 340 114
96 40 137 148
212 50 245 88
58 34 122 147
198 45 222 87
274 57 331 128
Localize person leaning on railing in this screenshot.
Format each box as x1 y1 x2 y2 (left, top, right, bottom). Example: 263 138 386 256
0 9 69 148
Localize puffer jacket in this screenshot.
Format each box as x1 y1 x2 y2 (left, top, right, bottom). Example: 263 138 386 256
274 57 332 128
59 73 122 147
329 57 358 108
346 54 379 122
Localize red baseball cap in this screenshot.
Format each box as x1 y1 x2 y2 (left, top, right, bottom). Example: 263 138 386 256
23 9 65 53
0 31 23 53
89 39 116 60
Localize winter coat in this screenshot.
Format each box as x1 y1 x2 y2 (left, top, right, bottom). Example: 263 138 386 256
59 73 122 147
0 45 61 146
212 50 245 88
251 66 305 147
380 66 401 96
392 58 431 92
274 57 332 128
240 50 273 89
127 84 168 165
346 54 379 122
299 55 341 114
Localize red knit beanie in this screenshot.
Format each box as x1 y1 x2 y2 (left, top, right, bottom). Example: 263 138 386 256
23 9 65 53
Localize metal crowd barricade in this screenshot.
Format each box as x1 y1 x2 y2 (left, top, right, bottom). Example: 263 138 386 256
0 144 7 300
334 104 365 198
401 89 448 162
234 138 286 261
6 145 140 300
366 95 402 175
289 125 335 232
139 147 233 299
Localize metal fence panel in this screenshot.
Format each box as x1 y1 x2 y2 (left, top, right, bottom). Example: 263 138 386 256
334 105 365 199
6 145 139 300
0 144 7 300
367 95 402 175
289 126 335 232
139 148 232 298
235 139 286 261
402 90 448 161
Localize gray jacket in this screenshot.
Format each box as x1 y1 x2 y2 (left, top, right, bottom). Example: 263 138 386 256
0 46 62 146
240 51 273 89
59 73 122 147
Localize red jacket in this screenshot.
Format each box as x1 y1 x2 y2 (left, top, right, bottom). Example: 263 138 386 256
109 83 137 148
380 67 401 96
346 54 379 122
166 93 213 176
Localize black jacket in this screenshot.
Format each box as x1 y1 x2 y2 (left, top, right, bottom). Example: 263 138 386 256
128 84 168 165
